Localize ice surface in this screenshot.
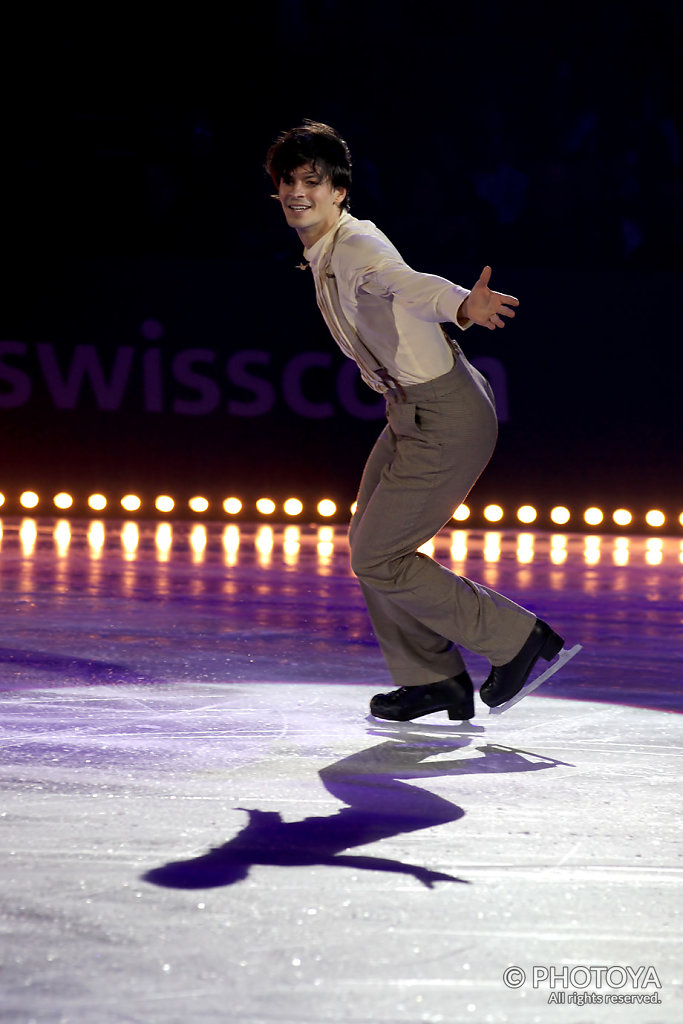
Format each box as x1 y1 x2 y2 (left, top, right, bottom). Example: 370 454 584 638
0 519 681 1023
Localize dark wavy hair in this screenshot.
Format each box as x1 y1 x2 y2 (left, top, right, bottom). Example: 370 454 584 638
265 120 352 211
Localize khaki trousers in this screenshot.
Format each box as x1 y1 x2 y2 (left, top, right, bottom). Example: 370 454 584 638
348 352 535 686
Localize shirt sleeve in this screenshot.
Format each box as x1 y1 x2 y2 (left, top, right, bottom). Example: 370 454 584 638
335 233 472 329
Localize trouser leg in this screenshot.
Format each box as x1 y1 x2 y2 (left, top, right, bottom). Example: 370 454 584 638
349 417 467 684
349 357 535 685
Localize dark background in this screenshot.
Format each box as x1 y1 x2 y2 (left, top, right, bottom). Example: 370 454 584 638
1 1 682 519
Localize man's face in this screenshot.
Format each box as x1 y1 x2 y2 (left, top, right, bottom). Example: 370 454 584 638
278 162 346 246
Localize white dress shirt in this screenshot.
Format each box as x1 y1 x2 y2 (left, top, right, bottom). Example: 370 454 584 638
303 211 471 393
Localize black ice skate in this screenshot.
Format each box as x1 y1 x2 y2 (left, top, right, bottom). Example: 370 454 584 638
370 671 475 722
481 618 583 715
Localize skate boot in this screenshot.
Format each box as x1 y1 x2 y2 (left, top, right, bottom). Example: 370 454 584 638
370 671 474 722
479 619 564 708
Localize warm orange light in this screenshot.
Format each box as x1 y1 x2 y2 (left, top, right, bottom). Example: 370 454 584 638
121 494 142 512
584 507 603 526
190 524 207 556
283 525 300 560
223 498 242 515
87 521 105 553
223 524 240 551
612 509 632 527
155 523 173 555
155 496 175 513
88 494 107 511
516 533 535 563
54 520 71 552
256 498 276 515
20 491 39 509
189 496 209 513
452 504 470 522
54 493 73 510
284 498 303 516
20 518 37 553
550 506 570 525
550 535 567 564
584 536 601 564
256 525 274 559
417 538 435 556
350 501 358 515
613 537 629 566
121 522 139 553
483 504 503 523
317 499 336 517
645 510 665 528
484 531 501 562
450 530 468 561
0 493 5 507
316 527 334 560
223 525 240 565
516 505 537 524
646 538 663 564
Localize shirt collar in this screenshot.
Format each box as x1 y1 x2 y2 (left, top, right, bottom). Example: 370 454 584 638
303 210 351 268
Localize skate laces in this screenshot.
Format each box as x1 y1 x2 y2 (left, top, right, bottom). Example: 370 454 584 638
388 687 411 701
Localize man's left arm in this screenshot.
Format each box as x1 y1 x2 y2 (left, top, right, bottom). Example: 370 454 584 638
339 238 470 325
338 238 517 331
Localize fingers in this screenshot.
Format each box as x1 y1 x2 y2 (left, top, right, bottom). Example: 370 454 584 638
486 308 515 329
478 265 492 287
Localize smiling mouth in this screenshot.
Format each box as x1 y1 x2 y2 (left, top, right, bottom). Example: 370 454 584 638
288 205 312 212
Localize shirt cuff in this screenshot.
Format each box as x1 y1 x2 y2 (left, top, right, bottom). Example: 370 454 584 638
437 286 472 330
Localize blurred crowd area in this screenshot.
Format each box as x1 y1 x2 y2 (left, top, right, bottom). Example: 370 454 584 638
4 1 682 273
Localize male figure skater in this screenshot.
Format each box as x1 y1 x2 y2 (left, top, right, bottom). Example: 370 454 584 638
266 120 564 721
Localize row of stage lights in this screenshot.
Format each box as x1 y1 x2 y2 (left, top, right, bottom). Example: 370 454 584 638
0 491 679 530
8 521 679 568
3 491 337 518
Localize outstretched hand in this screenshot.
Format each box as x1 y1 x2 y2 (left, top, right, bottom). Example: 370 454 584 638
459 266 519 330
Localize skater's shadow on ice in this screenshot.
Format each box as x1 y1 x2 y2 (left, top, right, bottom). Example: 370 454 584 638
0 646 159 688
142 730 571 891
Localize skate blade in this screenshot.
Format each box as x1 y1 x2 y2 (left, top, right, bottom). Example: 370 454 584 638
488 644 583 715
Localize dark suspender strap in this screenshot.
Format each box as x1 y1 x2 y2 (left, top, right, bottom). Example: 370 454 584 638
375 366 407 403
